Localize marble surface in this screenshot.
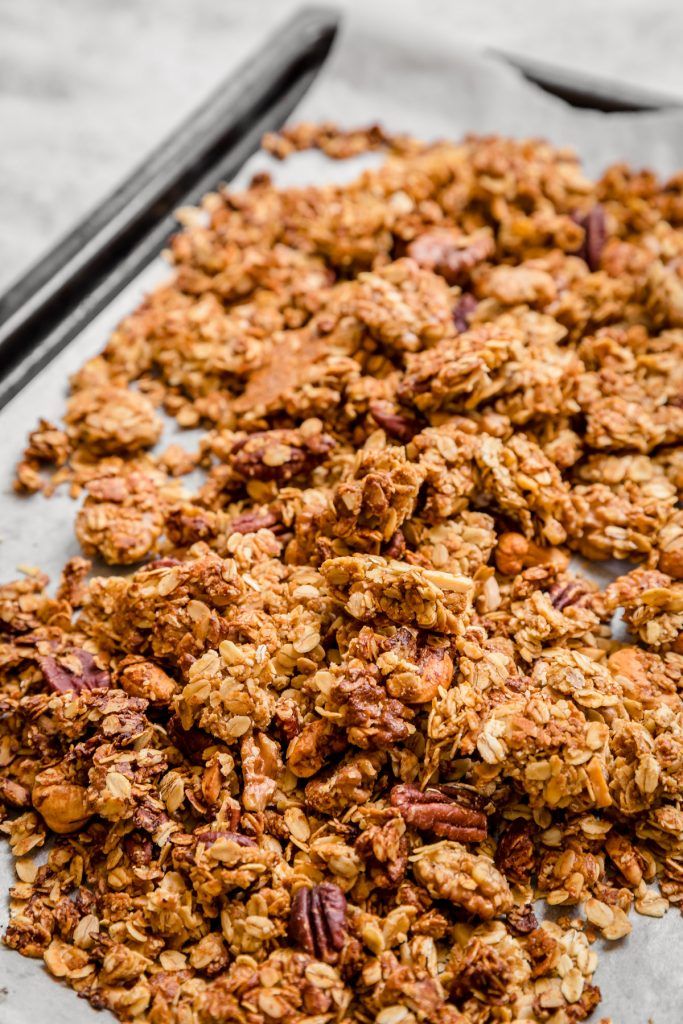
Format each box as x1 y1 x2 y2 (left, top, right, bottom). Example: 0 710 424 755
3 0 683 292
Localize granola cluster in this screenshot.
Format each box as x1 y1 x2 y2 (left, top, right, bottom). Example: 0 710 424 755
5 124 683 1024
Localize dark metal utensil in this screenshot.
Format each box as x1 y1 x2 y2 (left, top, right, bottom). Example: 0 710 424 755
493 49 680 112
1 10 674 413
0 5 340 410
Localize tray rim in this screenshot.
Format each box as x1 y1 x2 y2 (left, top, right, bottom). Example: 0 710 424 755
0 9 676 413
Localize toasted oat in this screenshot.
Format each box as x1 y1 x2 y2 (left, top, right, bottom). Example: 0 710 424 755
3 123 683 1023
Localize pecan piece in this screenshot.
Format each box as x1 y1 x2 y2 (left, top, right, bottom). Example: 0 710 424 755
383 633 455 704
229 429 335 483
548 579 590 611
506 903 539 934
0 777 31 809
369 400 424 443
383 529 406 559
287 718 346 778
38 648 110 694
390 783 488 842
494 819 536 884
289 883 347 963
305 751 385 815
573 205 607 271
450 938 512 1005
165 505 218 546
173 829 255 868
407 228 494 284
167 715 215 761
118 655 178 704
146 557 183 569
273 698 302 742
241 732 282 812
228 509 279 535
355 817 408 889
123 833 154 867
452 291 478 332
604 832 644 887
332 667 415 749
195 829 256 848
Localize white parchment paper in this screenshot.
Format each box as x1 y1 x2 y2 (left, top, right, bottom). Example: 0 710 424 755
2 12 683 1022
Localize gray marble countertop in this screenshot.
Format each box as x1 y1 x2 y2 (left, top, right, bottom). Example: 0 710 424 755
3 0 683 292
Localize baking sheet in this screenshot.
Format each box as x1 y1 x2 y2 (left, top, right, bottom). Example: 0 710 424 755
3 12 683 1022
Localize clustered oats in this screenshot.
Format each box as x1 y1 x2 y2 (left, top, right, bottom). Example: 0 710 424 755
4 122 683 1024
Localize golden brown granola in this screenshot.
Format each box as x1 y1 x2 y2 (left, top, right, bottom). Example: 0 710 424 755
4 123 683 1024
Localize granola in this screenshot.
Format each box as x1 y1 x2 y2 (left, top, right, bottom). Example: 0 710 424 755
4 123 683 1024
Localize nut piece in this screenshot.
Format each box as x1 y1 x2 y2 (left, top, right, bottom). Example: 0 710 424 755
228 428 335 483
32 770 91 834
118 655 178 704
495 532 569 576
305 751 385 815
287 719 345 778
38 649 110 695
369 400 424 443
355 817 408 889
573 205 607 271
0 777 31 809
384 638 455 704
390 783 487 842
411 841 513 919
494 819 536 884
228 509 279 535
289 883 348 962
407 228 495 284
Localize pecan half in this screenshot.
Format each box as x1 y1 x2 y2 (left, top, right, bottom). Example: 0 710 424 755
38 648 110 694
289 883 347 963
390 783 488 842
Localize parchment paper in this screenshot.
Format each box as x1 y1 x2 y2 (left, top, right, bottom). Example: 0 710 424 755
2 12 683 1022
